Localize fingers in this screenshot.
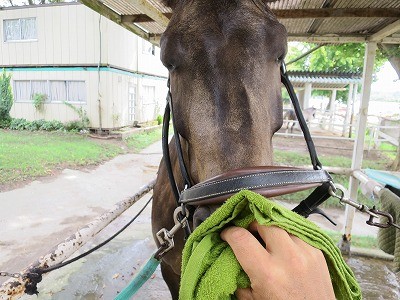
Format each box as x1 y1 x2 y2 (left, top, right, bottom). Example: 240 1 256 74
256 224 294 254
221 226 270 279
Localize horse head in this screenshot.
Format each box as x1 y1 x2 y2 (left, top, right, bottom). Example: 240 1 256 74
153 1 287 298
160 0 287 183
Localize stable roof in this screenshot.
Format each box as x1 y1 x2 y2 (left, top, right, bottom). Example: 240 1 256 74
81 0 400 45
288 71 362 89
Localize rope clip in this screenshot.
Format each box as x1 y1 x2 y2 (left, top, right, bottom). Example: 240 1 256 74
155 206 190 259
366 207 399 229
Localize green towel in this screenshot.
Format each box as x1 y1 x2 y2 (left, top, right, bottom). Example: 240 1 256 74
180 190 361 300
377 188 400 271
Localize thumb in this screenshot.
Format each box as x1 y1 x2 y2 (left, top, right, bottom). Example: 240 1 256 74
236 288 254 300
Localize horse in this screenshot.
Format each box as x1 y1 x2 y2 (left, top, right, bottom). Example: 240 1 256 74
283 107 316 133
152 1 288 298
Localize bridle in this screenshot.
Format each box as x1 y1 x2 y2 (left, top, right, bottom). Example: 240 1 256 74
161 62 336 237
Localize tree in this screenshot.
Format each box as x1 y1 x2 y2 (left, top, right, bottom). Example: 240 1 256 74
286 43 387 102
0 69 13 122
287 42 400 170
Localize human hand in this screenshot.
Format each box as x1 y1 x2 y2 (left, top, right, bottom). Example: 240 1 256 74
221 223 335 300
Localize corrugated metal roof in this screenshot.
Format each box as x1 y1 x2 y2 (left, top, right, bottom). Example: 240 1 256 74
81 0 400 45
287 71 362 89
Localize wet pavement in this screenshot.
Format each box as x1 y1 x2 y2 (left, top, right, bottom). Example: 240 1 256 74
0 140 398 299
0 141 171 299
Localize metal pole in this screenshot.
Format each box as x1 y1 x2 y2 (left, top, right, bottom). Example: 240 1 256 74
0 180 156 300
340 42 377 253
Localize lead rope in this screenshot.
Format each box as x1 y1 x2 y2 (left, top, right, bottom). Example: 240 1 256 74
115 206 190 300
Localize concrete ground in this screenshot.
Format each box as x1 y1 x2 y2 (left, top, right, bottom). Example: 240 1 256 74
0 140 390 299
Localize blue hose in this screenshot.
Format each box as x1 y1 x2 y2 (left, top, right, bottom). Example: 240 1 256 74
114 256 160 300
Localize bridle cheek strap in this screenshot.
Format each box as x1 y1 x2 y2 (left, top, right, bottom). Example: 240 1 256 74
280 62 322 170
161 62 333 228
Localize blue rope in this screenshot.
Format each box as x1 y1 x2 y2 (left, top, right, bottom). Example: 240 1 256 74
114 256 160 300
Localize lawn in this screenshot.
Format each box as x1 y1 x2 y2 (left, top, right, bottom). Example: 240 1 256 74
124 127 163 152
0 130 123 185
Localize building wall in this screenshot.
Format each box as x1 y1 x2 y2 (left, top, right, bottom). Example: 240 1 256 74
0 3 105 66
8 67 167 129
1 3 168 129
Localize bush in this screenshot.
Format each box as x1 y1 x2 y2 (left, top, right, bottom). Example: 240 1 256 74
64 120 85 132
32 93 47 112
0 118 11 129
0 69 13 122
8 118 65 131
64 102 90 129
156 115 163 125
9 118 29 130
40 120 64 131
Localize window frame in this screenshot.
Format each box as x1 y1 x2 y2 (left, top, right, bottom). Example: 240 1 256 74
13 80 86 104
3 17 38 43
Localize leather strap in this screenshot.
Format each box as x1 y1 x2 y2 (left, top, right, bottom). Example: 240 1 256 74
166 78 192 189
293 182 332 217
180 167 332 205
280 62 322 170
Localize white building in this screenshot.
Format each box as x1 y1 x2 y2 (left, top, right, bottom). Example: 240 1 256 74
0 2 168 131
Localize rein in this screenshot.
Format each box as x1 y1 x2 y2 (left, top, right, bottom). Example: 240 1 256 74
161 61 335 236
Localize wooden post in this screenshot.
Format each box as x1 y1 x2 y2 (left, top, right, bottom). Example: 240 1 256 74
342 83 354 137
304 82 312 109
348 84 358 138
329 89 337 132
341 42 377 253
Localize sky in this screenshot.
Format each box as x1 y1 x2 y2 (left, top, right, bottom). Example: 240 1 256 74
371 62 400 94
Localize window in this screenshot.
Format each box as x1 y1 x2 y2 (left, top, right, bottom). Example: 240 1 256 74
13 80 86 103
3 18 37 42
142 39 155 56
141 85 155 105
14 81 31 102
31 81 47 99
49 81 67 102
67 81 86 103
128 85 136 121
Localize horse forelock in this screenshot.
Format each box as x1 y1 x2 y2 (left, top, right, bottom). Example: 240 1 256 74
162 0 287 183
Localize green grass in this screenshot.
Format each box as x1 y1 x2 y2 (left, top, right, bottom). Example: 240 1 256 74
0 130 122 184
379 142 397 160
323 230 379 250
273 150 390 208
125 128 163 153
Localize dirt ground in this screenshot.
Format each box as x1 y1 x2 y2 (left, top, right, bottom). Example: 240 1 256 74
273 130 385 162
0 137 397 299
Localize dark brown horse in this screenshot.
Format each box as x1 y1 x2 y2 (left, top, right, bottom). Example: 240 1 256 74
152 1 287 298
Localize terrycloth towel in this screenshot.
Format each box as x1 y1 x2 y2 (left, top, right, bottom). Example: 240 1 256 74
377 188 400 271
180 190 361 300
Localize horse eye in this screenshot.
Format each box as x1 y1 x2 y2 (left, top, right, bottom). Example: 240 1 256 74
276 54 285 64
165 63 176 71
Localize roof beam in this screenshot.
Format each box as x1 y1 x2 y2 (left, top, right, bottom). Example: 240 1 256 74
274 8 400 19
126 0 170 27
369 20 400 42
288 35 367 43
81 0 150 41
124 8 400 23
